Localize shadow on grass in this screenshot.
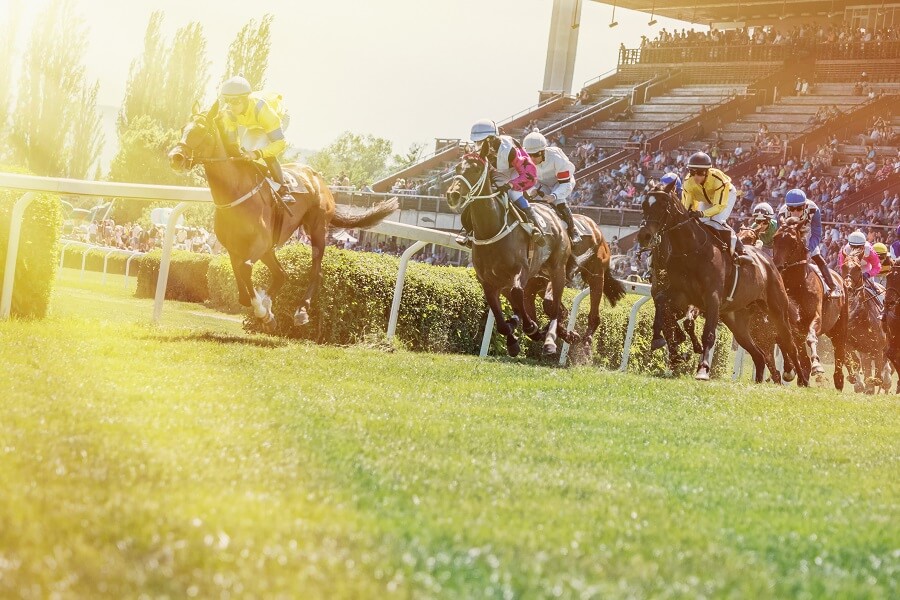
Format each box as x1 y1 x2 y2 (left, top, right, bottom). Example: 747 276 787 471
148 331 289 349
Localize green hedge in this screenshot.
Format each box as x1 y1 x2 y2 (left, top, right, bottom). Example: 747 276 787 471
0 165 63 319
205 244 732 376
135 250 213 303
61 246 137 276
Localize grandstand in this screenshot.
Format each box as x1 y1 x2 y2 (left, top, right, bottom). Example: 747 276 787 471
356 1 899 249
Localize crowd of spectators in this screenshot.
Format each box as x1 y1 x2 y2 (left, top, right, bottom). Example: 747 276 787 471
66 219 221 254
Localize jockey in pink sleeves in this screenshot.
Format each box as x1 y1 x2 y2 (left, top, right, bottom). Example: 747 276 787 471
457 119 544 246
840 230 883 307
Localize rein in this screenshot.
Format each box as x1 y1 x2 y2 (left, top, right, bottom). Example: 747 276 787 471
644 193 708 260
448 154 519 246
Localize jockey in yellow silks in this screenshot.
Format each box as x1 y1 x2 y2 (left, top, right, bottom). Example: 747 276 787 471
218 75 293 203
681 151 751 264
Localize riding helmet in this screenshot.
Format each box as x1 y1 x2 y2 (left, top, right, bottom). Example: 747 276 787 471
470 119 499 142
752 202 774 218
873 242 888 255
686 151 712 172
220 75 252 98
659 172 682 196
522 131 548 154
784 188 808 206
848 230 867 246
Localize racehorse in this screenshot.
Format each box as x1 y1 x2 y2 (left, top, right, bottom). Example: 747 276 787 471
844 251 887 393
881 260 900 392
524 213 626 359
445 152 621 356
648 249 704 372
168 102 397 328
637 184 808 384
772 219 848 390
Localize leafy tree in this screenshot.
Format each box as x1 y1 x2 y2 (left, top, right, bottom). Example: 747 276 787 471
118 11 167 136
309 132 394 188
8 0 103 178
162 22 211 130
222 15 274 90
0 0 23 155
390 142 427 173
67 80 104 179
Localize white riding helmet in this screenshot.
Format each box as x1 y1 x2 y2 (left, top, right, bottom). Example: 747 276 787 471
752 202 774 218
220 75 252 98
522 131 548 154
470 119 499 142
848 230 867 246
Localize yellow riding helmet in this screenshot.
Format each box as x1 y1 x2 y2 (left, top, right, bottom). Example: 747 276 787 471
873 242 888 255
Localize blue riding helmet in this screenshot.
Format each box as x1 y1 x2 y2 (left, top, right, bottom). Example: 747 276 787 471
784 188 808 206
659 172 682 196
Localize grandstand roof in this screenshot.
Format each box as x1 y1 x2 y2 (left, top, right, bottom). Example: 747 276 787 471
591 1 861 27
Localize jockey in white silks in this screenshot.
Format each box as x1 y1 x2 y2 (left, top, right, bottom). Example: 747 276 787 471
522 131 582 244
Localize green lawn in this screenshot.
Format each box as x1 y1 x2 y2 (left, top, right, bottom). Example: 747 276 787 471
0 272 897 598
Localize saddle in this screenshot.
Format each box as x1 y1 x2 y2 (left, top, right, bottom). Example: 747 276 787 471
266 170 311 197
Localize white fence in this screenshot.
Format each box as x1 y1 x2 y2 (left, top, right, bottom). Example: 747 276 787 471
1 173 655 371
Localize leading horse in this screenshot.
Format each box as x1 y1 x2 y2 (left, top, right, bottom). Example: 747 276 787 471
445 152 622 356
168 102 397 327
771 220 848 390
637 184 808 384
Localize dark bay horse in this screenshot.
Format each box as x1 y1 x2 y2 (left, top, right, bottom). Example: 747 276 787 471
446 152 618 356
168 102 397 328
844 251 887 393
637 184 808 384
881 261 900 392
772 220 848 390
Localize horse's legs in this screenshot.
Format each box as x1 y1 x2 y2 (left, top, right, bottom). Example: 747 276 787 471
830 308 848 392
229 254 254 308
695 295 720 381
485 287 519 357
768 283 810 387
683 308 703 354
582 272 605 357
723 312 768 383
259 249 288 298
294 225 325 327
541 267 567 355
509 283 539 338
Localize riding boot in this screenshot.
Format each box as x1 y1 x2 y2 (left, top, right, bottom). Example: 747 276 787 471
556 203 583 245
730 231 752 264
265 157 295 203
813 254 841 297
522 205 546 247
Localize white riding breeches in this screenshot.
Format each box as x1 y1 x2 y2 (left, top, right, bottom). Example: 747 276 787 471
696 187 738 224
534 182 566 206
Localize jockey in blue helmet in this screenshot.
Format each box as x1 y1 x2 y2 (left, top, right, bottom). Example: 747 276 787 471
659 172 682 199
776 188 841 297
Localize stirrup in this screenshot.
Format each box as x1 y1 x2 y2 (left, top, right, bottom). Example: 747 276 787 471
278 189 296 204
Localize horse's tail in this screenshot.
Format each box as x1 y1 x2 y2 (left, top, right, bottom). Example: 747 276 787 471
330 197 399 229
603 271 626 307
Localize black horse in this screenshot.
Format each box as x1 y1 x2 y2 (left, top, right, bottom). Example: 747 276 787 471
882 260 900 393
637 184 808 384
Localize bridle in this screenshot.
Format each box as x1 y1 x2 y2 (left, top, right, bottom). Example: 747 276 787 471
774 228 808 273
446 152 519 246
640 189 706 256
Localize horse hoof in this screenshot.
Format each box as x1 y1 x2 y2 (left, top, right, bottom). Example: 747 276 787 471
293 310 309 327
565 331 581 346
543 342 557 355
783 370 796 382
695 370 710 381
812 364 825 375
651 337 666 351
262 314 277 332
507 339 521 357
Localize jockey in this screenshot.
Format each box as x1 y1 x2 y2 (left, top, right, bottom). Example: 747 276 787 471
751 202 778 254
681 152 751 264
659 172 682 199
840 230 882 301
776 188 841 297
522 131 582 244
873 242 891 285
218 76 293 203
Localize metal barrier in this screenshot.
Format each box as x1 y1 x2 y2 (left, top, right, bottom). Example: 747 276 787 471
0 172 698 374
57 240 144 288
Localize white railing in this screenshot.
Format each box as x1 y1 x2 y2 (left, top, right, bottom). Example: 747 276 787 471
57 240 144 288
0 172 654 372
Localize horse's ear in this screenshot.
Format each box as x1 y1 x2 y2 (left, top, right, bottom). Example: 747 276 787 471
208 100 220 119
192 101 201 115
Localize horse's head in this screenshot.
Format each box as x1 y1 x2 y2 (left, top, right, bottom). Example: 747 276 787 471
168 101 222 173
637 183 683 247
772 217 807 270
845 249 865 290
445 152 492 212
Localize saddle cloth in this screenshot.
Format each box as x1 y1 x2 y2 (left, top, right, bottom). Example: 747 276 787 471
268 171 310 195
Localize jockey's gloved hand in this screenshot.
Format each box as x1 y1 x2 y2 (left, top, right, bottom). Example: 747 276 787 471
241 149 261 161
497 184 511 194
689 210 704 219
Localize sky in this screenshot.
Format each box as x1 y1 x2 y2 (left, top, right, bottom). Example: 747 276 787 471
9 0 696 155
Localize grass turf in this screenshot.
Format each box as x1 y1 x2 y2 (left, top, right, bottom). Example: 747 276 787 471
0 270 897 598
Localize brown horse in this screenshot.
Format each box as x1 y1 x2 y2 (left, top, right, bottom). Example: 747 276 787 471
524 212 626 359
844 251 887 393
168 102 397 327
772 220 848 390
881 261 900 392
446 152 595 356
637 184 808 384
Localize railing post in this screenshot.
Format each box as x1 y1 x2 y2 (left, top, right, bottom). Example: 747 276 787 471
80 246 90 281
152 202 189 325
386 240 427 340
479 310 496 358
102 250 116 285
58 240 74 279
559 287 591 366
0 192 37 320
619 296 651 372
124 252 141 289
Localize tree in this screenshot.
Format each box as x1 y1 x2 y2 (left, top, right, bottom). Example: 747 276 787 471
9 0 103 178
162 22 211 130
0 0 23 155
222 15 274 90
67 80 104 179
390 142 427 173
309 132 393 187
118 11 167 136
